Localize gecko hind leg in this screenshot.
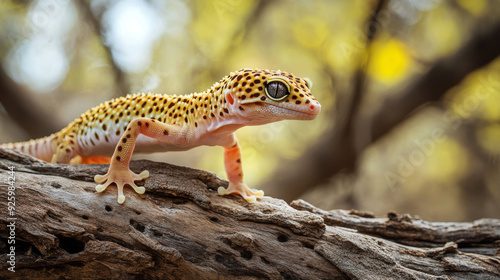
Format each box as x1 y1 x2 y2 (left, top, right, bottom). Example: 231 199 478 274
217 135 264 203
51 133 79 164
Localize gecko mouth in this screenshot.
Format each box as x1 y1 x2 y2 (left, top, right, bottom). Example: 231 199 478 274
268 103 320 120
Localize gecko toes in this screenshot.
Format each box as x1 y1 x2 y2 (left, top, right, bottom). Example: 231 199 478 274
138 170 149 179
94 174 106 183
94 169 148 204
251 189 265 196
136 186 146 194
96 184 108 193
129 183 146 194
245 196 257 204
218 183 264 203
217 186 227 196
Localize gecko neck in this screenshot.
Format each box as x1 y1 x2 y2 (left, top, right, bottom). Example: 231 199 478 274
192 87 248 134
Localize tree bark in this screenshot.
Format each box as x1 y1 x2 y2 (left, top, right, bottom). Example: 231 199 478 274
0 148 499 279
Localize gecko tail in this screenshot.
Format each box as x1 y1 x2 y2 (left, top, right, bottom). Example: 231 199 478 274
1 134 56 162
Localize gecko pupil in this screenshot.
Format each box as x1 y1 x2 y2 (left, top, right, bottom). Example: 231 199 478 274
265 81 289 100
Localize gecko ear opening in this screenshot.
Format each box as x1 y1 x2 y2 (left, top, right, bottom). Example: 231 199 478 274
226 91 235 105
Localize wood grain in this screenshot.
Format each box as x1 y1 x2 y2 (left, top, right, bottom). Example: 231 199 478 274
0 148 498 279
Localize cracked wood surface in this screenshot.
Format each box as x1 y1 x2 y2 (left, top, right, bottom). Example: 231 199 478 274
0 148 499 279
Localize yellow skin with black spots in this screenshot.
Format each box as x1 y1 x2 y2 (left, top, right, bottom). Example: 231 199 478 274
1 68 321 204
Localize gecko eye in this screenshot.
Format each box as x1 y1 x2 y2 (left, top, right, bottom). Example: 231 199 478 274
265 81 289 101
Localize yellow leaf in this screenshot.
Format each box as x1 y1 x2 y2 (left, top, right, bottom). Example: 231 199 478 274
479 91 500 121
457 0 486 15
447 67 500 121
367 39 411 84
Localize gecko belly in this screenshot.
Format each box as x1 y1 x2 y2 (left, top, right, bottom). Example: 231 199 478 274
79 134 197 157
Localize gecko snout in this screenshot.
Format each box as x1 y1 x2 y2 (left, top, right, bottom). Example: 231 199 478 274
308 102 321 115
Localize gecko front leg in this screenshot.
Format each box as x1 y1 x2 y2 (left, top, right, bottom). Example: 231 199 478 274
218 134 264 203
95 118 181 204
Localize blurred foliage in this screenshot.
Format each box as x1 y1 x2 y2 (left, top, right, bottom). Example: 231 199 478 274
367 38 412 83
0 0 499 221
457 0 487 15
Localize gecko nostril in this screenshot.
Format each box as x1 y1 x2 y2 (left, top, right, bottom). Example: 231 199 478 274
309 103 321 114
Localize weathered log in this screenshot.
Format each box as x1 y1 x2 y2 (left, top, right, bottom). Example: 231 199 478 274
0 148 499 279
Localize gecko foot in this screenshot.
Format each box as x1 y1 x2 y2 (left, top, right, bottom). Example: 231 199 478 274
94 169 149 204
218 182 264 203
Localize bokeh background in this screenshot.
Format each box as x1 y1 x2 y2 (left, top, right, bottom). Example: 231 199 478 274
1 0 499 222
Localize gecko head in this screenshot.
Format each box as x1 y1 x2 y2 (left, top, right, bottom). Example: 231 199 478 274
225 68 321 124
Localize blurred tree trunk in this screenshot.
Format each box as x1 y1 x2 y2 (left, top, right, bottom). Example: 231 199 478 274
264 21 500 203
1 148 499 279
77 0 130 97
0 67 64 139
0 1 131 139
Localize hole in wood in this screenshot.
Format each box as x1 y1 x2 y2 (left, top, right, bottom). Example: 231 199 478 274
240 250 253 260
172 197 189 205
56 235 85 254
301 241 314 249
277 234 289 243
223 238 232 246
82 215 89 220
280 271 294 280
210 217 219 223
50 182 63 189
105 205 112 212
130 219 146 233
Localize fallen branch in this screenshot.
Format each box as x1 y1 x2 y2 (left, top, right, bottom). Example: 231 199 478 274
0 148 498 279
